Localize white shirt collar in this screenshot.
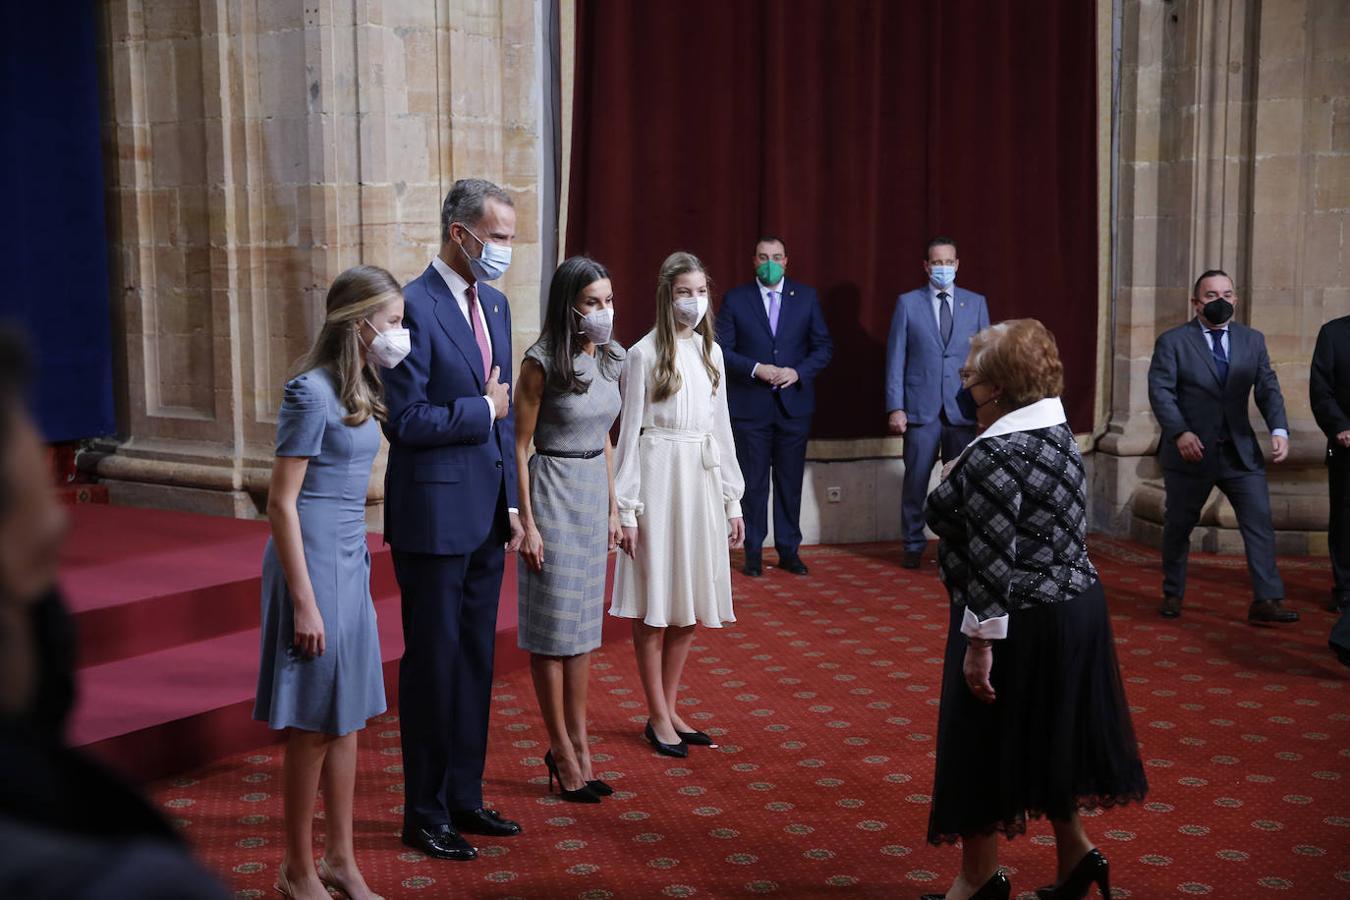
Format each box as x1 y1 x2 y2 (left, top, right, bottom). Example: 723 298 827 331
1195 316 1228 333
431 255 472 300
954 397 1067 465
758 278 785 296
930 281 956 298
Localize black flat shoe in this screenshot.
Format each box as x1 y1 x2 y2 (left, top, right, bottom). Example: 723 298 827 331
586 778 615 796
901 549 922 569
449 807 522 837
544 750 601 803
1035 848 1110 899
1159 594 1182 618
644 720 688 758
743 556 762 577
676 728 716 747
1248 599 1299 624
921 870 1011 900
778 556 808 575
401 824 477 861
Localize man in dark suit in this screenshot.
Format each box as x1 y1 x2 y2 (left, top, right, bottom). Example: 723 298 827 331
716 236 833 576
885 236 990 569
1147 269 1295 624
1310 314 1350 664
382 179 525 861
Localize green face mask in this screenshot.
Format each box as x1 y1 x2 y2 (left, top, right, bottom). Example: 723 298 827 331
755 260 784 287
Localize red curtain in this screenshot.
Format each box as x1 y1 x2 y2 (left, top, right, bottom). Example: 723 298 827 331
567 0 1098 437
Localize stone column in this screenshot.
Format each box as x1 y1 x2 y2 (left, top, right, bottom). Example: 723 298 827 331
1093 0 1348 555
88 0 546 525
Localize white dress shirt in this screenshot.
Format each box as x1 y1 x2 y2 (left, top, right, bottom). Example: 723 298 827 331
750 278 785 380
929 282 956 331
1196 318 1287 438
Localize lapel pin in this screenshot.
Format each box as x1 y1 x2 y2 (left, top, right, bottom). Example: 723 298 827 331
493 304 499 314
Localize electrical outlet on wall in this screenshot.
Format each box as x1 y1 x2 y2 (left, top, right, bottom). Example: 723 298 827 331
826 486 842 503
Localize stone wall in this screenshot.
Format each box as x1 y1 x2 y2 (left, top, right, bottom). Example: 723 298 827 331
87 0 546 523
1093 0 1348 555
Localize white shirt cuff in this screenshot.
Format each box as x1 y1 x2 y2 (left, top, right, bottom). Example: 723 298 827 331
750 363 761 380
1272 428 1288 439
960 607 1009 640
482 396 495 422
619 508 639 528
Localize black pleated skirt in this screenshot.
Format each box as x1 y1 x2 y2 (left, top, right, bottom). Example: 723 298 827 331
927 579 1149 844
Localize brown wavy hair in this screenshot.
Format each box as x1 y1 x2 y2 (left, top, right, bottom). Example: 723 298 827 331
966 318 1064 410
292 265 402 426
651 251 720 403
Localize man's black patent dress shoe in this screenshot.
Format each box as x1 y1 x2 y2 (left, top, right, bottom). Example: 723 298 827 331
1159 594 1182 619
450 807 522 837
401 824 477 861
921 869 1011 900
1248 599 1299 625
901 549 922 569
778 555 809 575
743 555 762 577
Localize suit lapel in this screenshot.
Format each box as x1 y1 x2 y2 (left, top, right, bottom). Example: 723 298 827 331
1186 319 1223 388
479 283 510 374
915 287 942 348
751 282 775 340
951 287 974 343
423 265 487 390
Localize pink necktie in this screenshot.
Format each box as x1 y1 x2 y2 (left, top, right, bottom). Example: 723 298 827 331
466 284 492 380
768 291 781 336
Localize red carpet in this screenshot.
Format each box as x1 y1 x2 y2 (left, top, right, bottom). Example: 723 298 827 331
148 538 1348 898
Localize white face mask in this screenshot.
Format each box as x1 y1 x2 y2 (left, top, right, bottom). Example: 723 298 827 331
574 306 614 345
673 294 708 328
364 320 411 369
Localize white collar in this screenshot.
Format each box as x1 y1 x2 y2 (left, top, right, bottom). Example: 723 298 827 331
758 279 785 295
431 255 472 300
1195 317 1228 333
954 397 1067 465
930 282 957 298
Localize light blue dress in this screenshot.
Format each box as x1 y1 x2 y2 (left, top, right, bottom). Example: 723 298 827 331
253 368 386 735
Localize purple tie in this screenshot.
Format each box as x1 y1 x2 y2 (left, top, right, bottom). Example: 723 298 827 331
466 284 492 380
768 290 781 336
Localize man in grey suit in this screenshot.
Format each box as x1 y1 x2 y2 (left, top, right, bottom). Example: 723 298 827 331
885 236 990 569
1147 269 1296 624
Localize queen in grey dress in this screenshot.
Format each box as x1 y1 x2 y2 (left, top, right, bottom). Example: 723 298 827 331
515 256 624 803
252 264 403 900
253 367 386 735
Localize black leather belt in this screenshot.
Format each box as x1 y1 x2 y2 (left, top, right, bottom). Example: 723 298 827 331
535 448 603 459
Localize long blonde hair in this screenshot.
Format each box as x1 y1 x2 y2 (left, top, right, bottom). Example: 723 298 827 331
292 265 402 425
651 251 720 403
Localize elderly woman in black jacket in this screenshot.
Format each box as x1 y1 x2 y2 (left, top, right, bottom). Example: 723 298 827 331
920 319 1147 900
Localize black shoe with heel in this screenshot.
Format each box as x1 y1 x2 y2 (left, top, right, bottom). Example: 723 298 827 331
644 720 688 758
920 870 1010 900
544 750 600 803
1035 848 1110 899
586 777 615 796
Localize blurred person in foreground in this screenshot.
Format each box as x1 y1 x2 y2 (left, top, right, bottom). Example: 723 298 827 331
921 320 1147 900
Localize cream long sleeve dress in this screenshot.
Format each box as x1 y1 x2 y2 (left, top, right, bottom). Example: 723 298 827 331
610 332 745 627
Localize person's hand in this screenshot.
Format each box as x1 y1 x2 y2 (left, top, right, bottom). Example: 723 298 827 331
487 366 510 420
1271 434 1289 464
519 521 544 572
608 509 623 553
506 511 524 552
755 364 781 384
888 410 908 435
728 516 745 549
773 367 799 388
1175 430 1205 462
1339 430 1350 449
292 601 325 658
963 642 995 704
940 460 957 481
619 524 638 558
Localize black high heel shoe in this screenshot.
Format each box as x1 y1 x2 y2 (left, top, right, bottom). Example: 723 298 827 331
644 720 688 758
586 778 615 796
920 870 1011 900
1036 848 1110 899
543 750 600 803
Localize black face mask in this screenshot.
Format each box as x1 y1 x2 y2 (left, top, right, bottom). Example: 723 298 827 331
955 385 995 421
1202 298 1234 325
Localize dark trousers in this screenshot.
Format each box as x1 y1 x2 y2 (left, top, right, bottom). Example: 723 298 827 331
392 504 507 827
901 416 976 551
1161 443 1284 602
1329 449 1350 604
732 401 811 559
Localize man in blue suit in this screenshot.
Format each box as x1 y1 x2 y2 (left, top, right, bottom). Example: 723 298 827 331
382 179 525 861
885 236 990 569
716 236 833 577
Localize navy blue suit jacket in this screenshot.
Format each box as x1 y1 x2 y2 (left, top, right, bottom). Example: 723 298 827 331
381 264 518 555
715 277 833 419
884 285 989 426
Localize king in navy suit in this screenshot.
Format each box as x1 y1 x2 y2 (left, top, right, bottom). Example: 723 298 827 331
382 179 526 861
715 236 833 576
884 236 990 569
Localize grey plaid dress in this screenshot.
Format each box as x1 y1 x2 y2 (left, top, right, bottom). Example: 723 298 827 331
517 341 623 655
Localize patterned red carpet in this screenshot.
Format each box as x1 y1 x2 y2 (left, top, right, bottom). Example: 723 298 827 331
152 539 1349 898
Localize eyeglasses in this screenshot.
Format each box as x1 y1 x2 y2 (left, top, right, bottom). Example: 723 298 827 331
959 368 980 384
